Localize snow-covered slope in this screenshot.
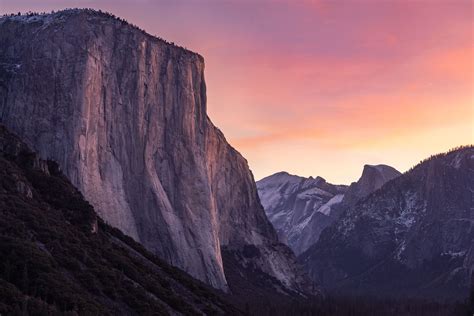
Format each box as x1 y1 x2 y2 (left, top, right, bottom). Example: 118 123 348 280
257 172 347 255
257 165 401 255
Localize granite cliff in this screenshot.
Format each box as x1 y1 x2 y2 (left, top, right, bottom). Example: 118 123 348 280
0 9 310 294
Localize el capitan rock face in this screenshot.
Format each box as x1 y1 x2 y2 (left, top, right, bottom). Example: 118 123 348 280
299 147 474 300
0 9 309 294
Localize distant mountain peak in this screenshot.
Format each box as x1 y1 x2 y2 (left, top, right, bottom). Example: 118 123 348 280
362 164 401 180
260 171 298 180
342 164 401 208
257 163 401 256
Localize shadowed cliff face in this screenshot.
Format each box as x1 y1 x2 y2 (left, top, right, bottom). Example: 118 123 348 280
0 10 308 293
299 147 473 301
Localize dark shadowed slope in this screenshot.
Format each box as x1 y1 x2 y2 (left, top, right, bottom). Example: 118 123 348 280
300 146 474 301
0 124 241 315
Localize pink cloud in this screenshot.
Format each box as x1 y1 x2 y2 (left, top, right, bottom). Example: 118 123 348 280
1 0 472 182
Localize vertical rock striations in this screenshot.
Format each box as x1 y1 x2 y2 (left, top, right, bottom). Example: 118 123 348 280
0 9 309 293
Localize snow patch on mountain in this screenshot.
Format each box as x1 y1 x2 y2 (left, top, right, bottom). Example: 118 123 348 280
396 192 420 228
449 152 464 169
395 240 407 260
258 164 402 255
318 194 344 216
443 250 467 257
257 172 348 255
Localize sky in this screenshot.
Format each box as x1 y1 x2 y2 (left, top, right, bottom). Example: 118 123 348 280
1 0 472 184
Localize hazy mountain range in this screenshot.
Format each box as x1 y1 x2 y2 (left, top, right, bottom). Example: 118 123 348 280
258 147 473 301
257 164 401 255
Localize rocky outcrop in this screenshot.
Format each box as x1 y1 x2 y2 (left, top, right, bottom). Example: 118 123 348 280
0 9 309 294
299 147 474 300
257 172 347 255
341 164 401 208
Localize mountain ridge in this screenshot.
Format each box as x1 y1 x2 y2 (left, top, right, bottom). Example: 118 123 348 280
257 163 400 255
299 145 473 301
